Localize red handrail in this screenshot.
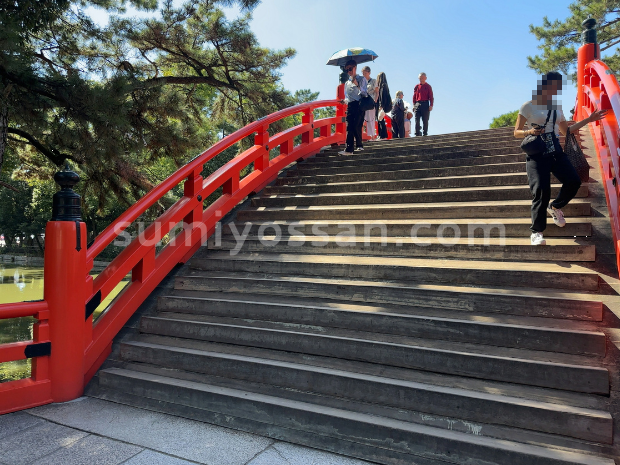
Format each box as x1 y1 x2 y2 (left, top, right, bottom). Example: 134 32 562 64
577 56 620 275
0 98 346 413
0 300 51 414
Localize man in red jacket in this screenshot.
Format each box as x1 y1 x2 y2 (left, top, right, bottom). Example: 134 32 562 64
413 72 434 136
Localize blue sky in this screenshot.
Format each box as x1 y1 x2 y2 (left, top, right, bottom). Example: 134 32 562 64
87 0 594 134
242 0 581 134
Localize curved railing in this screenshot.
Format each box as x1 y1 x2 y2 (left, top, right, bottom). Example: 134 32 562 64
0 98 346 413
578 56 620 274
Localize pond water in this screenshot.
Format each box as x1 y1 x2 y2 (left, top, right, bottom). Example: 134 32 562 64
0 264 129 382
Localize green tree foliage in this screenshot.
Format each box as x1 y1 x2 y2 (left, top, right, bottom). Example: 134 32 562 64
528 0 620 77
0 0 297 211
490 110 519 128
0 0 333 255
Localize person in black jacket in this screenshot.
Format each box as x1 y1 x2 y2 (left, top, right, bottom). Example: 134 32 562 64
376 72 392 139
391 91 406 138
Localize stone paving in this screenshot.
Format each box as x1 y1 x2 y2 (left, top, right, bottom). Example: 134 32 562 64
0 397 373 465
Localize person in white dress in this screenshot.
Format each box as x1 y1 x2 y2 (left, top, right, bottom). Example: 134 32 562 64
362 66 378 140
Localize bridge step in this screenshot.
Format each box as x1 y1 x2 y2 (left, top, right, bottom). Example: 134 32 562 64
136 313 609 394
190 252 600 290
88 126 617 464
292 153 529 176
157 294 606 356
208 236 596 261
221 218 592 237
174 272 603 321
238 199 592 221
314 142 523 160
266 173 579 195
94 367 615 465
279 162 532 184
117 340 611 442
297 148 524 171
251 185 590 208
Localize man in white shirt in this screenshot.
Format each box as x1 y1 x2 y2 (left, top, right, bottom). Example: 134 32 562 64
339 60 368 155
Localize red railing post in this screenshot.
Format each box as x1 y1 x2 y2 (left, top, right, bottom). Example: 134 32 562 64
44 167 87 402
302 109 314 145
254 125 270 171
336 83 346 137
577 18 600 120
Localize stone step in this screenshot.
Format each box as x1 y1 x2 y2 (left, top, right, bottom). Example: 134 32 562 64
320 128 551 152
266 172 572 195
251 185 589 208
321 133 568 156
302 146 523 169
326 129 516 147
291 153 527 175
238 199 592 221
190 252 599 290
279 161 529 185
174 272 603 321
347 127 568 150
208 235 596 262
321 132 522 149
96 368 615 465
165 291 604 333
220 218 592 238
137 314 609 394
157 294 606 356
318 140 524 159
119 341 613 443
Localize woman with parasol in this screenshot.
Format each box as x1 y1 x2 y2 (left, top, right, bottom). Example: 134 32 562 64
326 48 378 154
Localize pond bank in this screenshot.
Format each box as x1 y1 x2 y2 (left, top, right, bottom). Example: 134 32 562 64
0 254 110 269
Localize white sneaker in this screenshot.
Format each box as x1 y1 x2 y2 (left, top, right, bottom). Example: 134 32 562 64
355 147 364 151
531 232 546 246
338 150 354 155
547 205 566 227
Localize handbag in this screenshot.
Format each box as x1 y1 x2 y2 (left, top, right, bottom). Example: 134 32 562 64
521 110 553 156
359 94 375 112
564 129 590 182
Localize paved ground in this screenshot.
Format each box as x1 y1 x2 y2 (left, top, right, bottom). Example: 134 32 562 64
0 397 373 465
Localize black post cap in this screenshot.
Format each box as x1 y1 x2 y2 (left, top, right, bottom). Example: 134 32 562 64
582 17 597 45
51 163 82 221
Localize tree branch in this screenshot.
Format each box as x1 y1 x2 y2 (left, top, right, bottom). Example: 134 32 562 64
141 75 236 89
7 128 71 166
601 37 620 52
0 180 19 192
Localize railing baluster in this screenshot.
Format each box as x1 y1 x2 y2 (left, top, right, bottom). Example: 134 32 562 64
254 125 270 171
302 109 314 145
223 172 240 195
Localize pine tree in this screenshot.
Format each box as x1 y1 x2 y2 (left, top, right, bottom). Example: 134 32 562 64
0 0 297 211
528 0 620 77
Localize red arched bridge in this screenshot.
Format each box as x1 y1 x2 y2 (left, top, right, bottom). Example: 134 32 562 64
2 20 620 465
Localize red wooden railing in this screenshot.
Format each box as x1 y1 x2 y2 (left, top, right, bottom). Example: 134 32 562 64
0 98 346 413
575 21 620 275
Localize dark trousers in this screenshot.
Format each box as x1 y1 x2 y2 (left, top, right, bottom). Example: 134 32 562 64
526 151 581 233
346 100 364 152
378 119 388 139
392 119 405 138
415 101 430 136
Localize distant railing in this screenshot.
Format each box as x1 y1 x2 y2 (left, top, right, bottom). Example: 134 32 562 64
0 98 346 413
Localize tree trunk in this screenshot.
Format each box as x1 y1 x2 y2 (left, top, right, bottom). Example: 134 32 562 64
34 234 44 253
0 98 7 170
0 82 12 172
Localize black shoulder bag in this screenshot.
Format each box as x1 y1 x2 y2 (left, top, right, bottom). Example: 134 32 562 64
520 110 552 156
564 129 590 182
